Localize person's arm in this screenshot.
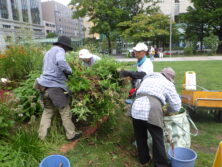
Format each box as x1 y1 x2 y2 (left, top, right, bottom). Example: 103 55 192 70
165 85 182 112
120 70 146 79
56 50 72 76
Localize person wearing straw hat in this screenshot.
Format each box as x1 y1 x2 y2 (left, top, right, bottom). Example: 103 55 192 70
34 36 82 141
130 67 181 167
79 49 101 67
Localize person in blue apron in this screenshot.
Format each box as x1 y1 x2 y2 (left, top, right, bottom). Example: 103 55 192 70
131 67 181 167
79 49 101 67
34 36 82 141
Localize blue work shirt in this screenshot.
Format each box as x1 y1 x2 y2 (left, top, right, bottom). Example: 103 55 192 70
37 46 72 91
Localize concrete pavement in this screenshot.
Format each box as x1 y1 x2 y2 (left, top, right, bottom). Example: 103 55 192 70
114 56 222 62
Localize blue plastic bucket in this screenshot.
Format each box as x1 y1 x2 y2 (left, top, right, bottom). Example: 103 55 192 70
168 147 197 167
39 155 70 167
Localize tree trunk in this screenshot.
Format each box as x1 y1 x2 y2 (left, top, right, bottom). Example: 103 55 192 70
200 25 204 51
217 25 222 53
106 34 112 54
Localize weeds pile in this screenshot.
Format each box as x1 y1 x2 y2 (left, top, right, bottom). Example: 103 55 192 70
67 56 127 124
10 55 128 125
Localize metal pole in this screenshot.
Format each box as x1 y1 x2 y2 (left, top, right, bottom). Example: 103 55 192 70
169 0 173 58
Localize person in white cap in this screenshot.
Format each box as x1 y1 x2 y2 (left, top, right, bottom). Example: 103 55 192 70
120 42 153 88
130 67 181 167
79 49 101 67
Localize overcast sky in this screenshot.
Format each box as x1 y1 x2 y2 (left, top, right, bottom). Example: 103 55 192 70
41 0 71 6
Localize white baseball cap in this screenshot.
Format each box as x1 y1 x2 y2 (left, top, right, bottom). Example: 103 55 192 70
133 43 148 52
79 49 93 59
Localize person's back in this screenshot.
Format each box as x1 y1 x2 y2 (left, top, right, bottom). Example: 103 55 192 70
79 49 101 67
137 72 181 111
85 54 101 67
37 46 72 91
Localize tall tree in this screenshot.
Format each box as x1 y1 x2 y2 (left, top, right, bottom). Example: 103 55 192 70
180 7 209 51
182 0 222 52
118 13 170 43
70 0 159 54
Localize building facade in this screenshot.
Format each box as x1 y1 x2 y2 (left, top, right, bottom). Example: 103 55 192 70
43 21 56 35
83 16 100 39
41 1 84 39
0 0 44 49
154 0 193 20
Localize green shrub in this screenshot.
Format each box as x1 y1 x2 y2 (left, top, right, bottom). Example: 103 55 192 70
184 47 194 55
0 129 46 167
0 103 15 138
0 45 43 81
203 34 219 55
13 71 42 122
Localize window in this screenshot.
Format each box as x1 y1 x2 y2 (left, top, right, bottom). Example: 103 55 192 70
33 28 42 32
11 0 19 20
21 0 28 22
3 25 11 28
30 0 40 24
0 0 8 19
175 0 179 3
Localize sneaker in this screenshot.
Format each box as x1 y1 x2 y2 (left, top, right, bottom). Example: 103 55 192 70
67 133 82 142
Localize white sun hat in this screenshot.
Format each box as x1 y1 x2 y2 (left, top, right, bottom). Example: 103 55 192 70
133 43 148 52
79 49 93 59
161 67 175 83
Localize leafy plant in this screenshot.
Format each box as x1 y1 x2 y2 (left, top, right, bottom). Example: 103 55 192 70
0 45 43 81
0 128 47 167
67 57 127 124
0 103 15 138
13 71 42 122
203 34 219 55
184 46 194 55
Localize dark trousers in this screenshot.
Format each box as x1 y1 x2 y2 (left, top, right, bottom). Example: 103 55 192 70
132 118 169 167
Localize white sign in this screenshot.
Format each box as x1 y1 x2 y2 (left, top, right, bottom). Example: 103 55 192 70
184 71 196 90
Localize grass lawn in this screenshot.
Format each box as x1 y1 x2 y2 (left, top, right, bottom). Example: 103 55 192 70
62 60 222 167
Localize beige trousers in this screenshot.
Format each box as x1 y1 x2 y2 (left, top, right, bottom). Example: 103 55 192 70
38 105 76 140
